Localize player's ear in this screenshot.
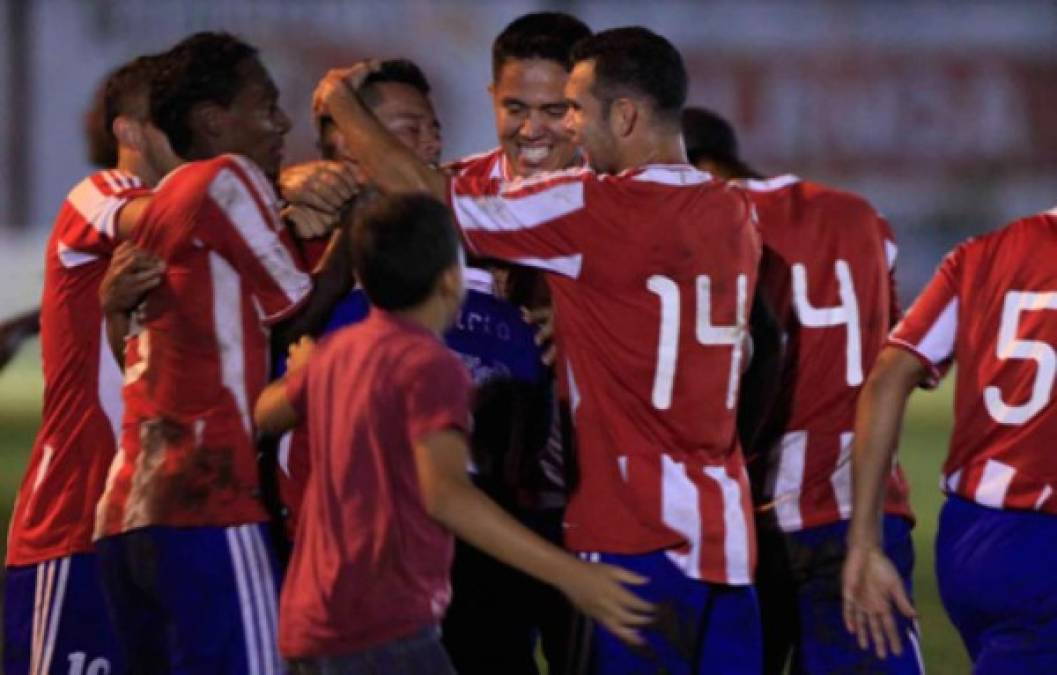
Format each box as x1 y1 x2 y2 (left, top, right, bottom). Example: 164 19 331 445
112 115 144 152
608 98 637 138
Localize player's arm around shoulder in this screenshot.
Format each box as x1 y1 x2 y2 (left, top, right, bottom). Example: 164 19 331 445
412 427 656 646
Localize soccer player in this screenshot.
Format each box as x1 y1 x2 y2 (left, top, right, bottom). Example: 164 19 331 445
843 208 1057 671
256 191 654 673
2 54 178 675
440 13 591 675
318 26 763 674
683 107 921 673
90 32 349 673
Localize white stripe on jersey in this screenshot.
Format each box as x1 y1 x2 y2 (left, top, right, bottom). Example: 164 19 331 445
975 459 1016 508
210 252 253 439
100 171 122 193
454 179 585 234
630 165 714 187
661 455 703 576
911 298 959 366
1036 485 1054 510
277 432 293 477
227 527 262 675
704 464 752 585
39 556 71 675
885 240 899 270
30 444 54 496
207 167 310 310
944 468 963 493
743 174 800 192
510 253 583 279
66 174 138 240
830 432 855 520
774 431 807 531
97 320 124 444
56 240 100 268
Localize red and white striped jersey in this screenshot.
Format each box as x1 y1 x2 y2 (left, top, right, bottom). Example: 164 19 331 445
744 175 912 532
6 170 150 566
889 209 1057 515
444 147 516 181
449 164 761 584
94 155 312 538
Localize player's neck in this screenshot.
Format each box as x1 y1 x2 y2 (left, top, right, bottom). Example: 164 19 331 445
615 130 688 173
393 297 451 337
116 148 181 188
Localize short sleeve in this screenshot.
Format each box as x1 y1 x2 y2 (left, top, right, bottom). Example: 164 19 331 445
59 172 151 258
447 169 595 279
887 245 963 388
202 156 312 325
404 350 473 443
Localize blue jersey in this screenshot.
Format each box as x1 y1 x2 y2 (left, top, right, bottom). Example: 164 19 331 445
276 272 545 387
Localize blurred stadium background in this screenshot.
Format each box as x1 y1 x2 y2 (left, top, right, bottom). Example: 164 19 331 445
5 0 1057 671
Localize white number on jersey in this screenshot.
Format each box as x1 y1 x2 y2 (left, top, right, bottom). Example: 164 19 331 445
984 290 1057 425
647 273 748 411
792 259 863 386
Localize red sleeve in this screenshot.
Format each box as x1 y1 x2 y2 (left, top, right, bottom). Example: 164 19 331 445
59 172 151 256
448 168 596 279
404 350 473 443
887 245 963 388
201 156 313 325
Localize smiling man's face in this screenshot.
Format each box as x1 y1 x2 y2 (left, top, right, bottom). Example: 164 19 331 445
491 57 578 177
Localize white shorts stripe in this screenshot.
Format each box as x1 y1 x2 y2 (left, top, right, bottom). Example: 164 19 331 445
247 527 281 674
29 560 47 675
39 557 71 674
238 526 278 675
226 527 262 675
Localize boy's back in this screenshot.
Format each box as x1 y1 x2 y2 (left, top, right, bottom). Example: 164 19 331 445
279 309 472 657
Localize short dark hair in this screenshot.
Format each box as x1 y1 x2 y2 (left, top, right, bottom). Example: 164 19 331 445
681 107 760 178
151 32 258 157
492 12 592 81
318 58 432 159
84 54 161 168
571 27 687 126
351 193 459 311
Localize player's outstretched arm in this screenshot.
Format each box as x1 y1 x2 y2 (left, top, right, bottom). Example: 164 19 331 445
0 308 41 371
315 63 447 201
842 346 925 659
414 429 656 646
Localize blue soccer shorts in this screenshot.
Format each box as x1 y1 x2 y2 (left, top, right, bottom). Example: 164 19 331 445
4 553 123 675
756 514 923 674
575 550 762 675
95 523 284 675
936 495 1057 674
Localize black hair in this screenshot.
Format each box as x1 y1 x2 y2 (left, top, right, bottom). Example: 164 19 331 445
351 193 459 311
84 54 161 168
491 12 592 81
150 31 258 157
570 27 687 126
318 58 432 160
681 106 761 179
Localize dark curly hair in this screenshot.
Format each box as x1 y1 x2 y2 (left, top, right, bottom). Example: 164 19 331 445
84 54 161 168
491 12 592 82
150 32 258 157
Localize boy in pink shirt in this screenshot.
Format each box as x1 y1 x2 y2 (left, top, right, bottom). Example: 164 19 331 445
255 193 652 672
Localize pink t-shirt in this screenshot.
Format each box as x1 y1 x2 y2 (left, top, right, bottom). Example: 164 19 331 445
278 309 472 658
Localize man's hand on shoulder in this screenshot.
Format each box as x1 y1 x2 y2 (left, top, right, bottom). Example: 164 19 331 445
99 242 165 315
279 161 359 239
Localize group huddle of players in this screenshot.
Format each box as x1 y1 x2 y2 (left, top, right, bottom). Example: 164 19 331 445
3 9 1056 675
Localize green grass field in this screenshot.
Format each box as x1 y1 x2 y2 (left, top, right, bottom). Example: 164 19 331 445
0 340 970 672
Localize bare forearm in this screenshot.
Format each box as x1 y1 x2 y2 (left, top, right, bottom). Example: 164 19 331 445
430 475 577 591
328 90 447 199
103 311 129 370
273 227 353 346
254 379 299 436
848 350 922 548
